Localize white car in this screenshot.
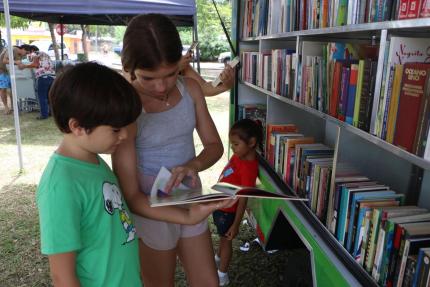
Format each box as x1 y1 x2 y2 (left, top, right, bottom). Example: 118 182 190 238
218 51 231 64
30 40 70 60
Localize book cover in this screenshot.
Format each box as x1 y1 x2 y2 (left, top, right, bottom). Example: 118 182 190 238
393 63 430 152
386 64 404 143
149 167 308 207
420 0 430 16
373 36 430 137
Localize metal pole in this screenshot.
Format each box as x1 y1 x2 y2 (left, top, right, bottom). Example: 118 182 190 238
2 0 24 170
193 12 200 74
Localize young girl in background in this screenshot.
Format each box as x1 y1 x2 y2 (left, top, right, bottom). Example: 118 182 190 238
212 118 263 286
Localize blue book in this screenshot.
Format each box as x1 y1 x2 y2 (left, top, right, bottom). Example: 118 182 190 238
336 185 392 245
352 206 370 259
346 192 403 252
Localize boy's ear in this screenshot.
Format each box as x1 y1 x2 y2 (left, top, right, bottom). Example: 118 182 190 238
68 118 85 136
248 137 257 148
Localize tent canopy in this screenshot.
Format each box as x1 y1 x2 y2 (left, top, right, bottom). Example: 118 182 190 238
0 0 196 26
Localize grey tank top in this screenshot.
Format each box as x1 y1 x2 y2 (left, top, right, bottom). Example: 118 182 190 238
136 76 196 176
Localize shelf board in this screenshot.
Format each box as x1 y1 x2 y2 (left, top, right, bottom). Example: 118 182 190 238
240 18 430 41
241 81 430 170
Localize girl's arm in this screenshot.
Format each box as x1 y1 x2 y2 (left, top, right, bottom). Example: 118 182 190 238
165 77 224 190
48 252 80 287
182 64 235 97
112 122 229 224
225 197 248 240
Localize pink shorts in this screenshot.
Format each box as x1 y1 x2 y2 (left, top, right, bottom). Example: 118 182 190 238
134 173 208 251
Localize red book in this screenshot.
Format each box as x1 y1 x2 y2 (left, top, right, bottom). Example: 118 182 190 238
329 61 343 117
406 0 423 18
282 137 314 186
420 0 430 17
393 63 430 152
398 0 411 19
265 124 298 164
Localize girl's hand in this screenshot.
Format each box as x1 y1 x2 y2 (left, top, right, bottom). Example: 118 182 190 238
219 64 235 89
186 199 237 224
179 52 193 72
224 224 239 241
165 165 198 192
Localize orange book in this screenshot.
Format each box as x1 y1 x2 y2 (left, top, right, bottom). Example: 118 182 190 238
265 124 298 162
282 137 314 186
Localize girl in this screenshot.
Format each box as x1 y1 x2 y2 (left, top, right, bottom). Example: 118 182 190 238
112 14 225 287
212 118 262 286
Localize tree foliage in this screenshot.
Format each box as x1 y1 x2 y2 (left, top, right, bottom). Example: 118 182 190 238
0 15 31 29
196 0 232 60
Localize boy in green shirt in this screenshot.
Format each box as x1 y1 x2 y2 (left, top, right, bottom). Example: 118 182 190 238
37 62 143 286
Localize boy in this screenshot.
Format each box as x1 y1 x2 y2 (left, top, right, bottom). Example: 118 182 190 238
37 62 142 286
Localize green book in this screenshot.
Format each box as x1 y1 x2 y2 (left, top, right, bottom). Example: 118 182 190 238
352 59 364 127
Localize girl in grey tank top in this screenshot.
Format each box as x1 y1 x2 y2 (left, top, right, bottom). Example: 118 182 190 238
136 76 196 179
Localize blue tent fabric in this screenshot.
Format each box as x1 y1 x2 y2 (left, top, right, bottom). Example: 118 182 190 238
0 0 196 25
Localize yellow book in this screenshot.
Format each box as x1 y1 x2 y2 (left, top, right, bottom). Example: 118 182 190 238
386 64 404 143
352 60 365 127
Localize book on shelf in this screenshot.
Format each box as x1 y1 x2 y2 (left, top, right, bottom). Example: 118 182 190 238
148 167 308 207
379 213 430 285
326 174 370 234
372 36 430 137
413 247 430 287
371 206 427 280
393 62 430 153
336 184 392 245
265 123 298 162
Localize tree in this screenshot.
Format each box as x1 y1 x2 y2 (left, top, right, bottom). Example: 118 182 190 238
0 15 31 29
195 0 232 61
48 23 60 60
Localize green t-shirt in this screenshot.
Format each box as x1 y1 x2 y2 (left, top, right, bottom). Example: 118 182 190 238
37 153 141 287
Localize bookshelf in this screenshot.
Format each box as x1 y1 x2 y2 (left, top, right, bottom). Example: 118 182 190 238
231 1 430 286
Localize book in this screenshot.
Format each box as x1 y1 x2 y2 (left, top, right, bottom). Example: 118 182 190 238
393 63 430 152
149 167 308 207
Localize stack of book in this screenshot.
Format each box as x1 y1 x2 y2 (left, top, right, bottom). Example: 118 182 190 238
241 0 430 38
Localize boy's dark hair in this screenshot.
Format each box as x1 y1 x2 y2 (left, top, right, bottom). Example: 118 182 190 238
229 118 263 148
49 62 142 133
122 13 182 80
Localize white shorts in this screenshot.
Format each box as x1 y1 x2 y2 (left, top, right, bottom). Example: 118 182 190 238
134 172 207 251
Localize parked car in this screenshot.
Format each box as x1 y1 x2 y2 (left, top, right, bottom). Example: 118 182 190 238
30 40 70 60
218 51 231 64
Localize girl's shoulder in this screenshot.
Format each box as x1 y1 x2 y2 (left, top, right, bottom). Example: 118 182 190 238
181 76 204 103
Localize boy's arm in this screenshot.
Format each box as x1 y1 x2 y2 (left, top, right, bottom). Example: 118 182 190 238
48 252 80 287
225 197 248 240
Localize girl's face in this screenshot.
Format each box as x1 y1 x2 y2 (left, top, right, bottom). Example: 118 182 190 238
229 134 255 160
132 63 179 99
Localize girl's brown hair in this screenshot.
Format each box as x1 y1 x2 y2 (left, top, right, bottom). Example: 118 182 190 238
121 14 183 80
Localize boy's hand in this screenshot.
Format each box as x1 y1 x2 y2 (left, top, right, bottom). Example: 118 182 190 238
224 224 239 240
186 199 237 224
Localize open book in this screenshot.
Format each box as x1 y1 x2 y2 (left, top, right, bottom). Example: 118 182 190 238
149 167 308 207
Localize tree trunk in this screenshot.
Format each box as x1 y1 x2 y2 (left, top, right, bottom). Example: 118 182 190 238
48 23 60 60
80 24 89 61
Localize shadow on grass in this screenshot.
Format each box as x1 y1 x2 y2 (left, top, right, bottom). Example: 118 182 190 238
0 111 61 146
0 183 51 286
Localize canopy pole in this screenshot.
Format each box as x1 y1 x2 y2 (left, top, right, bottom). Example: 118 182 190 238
2 0 24 171
193 13 200 74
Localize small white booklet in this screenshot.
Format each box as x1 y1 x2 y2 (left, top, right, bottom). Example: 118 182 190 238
149 167 308 207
